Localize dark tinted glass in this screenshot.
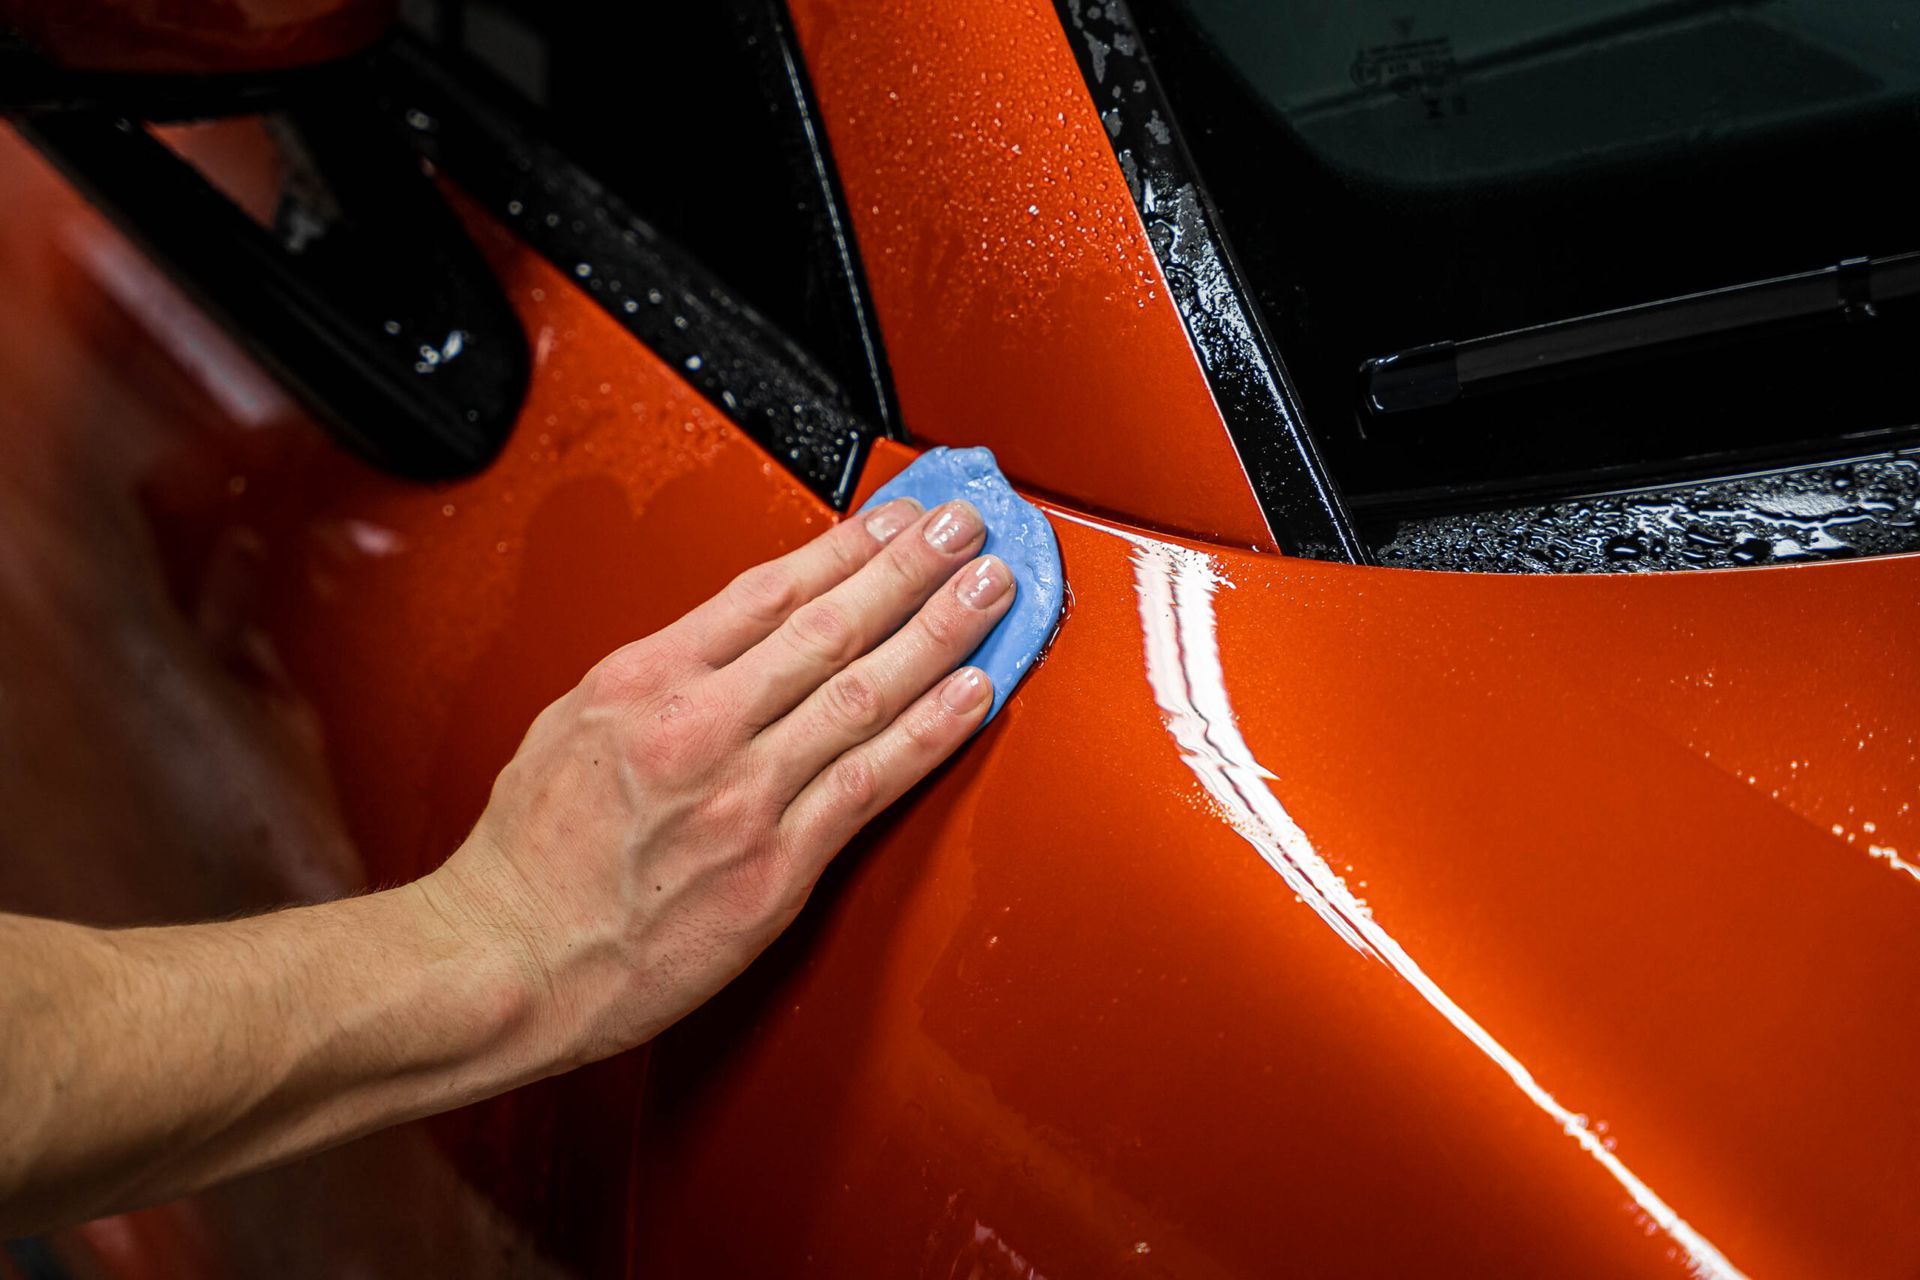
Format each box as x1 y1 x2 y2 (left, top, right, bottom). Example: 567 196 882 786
409 0 885 423
1133 0 1920 515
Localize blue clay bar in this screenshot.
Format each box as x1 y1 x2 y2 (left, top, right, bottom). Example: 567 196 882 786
861 447 1065 724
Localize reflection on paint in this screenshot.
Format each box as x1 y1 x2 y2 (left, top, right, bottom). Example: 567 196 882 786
1114 526 1747 1280
67 226 293 428
961 1221 1049 1280
1831 822 1920 884
1866 844 1920 881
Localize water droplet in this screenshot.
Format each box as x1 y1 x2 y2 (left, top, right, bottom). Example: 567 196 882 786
1604 535 1645 561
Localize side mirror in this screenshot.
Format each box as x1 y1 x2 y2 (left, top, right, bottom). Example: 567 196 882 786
2 4 530 482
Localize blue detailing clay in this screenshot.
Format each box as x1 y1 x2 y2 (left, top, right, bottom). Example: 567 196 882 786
862 446 1064 723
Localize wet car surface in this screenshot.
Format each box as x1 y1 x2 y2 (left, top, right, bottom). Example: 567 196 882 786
2 1 1918 1276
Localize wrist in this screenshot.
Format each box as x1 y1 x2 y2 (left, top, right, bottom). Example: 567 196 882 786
396 867 558 1084
407 851 578 1079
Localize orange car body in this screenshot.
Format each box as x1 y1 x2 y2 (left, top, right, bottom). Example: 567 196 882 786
1 3 1916 1278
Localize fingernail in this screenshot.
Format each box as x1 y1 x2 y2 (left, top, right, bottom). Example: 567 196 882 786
955 555 1013 610
940 666 990 713
863 497 921 545
922 500 983 553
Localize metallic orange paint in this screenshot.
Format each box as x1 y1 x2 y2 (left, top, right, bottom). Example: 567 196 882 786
5 42 1920 1280
787 0 1276 550
0 0 394 73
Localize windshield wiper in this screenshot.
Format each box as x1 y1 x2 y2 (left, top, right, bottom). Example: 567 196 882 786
1363 250 1920 416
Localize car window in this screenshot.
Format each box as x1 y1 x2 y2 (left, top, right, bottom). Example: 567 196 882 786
413 0 897 434
1175 0 1918 189
1128 0 1920 548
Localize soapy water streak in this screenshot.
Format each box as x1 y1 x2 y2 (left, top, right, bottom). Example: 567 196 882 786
1110 525 1748 1280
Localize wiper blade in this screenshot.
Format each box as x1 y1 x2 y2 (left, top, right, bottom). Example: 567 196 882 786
1363 250 1920 415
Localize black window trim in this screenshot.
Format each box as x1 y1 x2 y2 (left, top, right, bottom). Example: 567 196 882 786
378 29 882 507
1052 0 1368 564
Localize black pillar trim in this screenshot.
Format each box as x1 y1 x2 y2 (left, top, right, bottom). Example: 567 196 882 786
379 35 877 508
735 0 905 441
1052 0 1367 562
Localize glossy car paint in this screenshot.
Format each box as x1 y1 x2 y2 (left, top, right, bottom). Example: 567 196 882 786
0 0 395 72
784 0 1276 551
2 21 1918 1280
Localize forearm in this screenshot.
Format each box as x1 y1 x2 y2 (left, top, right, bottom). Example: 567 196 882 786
0 491 1003 1236
0 875 544 1235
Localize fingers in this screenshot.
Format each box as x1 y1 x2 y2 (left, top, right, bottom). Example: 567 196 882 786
663 497 925 667
709 499 988 726
755 554 1015 797
779 665 994 871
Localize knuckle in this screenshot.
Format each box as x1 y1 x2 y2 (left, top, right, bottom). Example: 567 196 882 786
825 526 870 575
582 644 668 705
718 847 805 924
917 598 966 647
729 563 799 624
708 762 789 826
579 663 630 707
587 637 702 706
784 600 859 665
823 670 885 733
694 784 752 837
878 540 928 590
829 754 880 812
905 701 957 749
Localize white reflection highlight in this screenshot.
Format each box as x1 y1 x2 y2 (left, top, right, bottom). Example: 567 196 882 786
1867 844 1920 882
1119 529 1747 1280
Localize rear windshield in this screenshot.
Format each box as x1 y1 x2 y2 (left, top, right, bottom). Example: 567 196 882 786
1134 0 1920 516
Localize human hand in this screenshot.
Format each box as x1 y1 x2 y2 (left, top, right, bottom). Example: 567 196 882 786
425 496 1013 1070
